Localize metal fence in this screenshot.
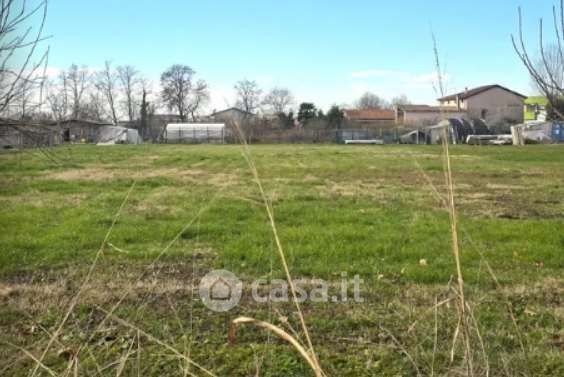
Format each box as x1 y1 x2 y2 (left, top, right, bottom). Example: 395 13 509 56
249 127 413 144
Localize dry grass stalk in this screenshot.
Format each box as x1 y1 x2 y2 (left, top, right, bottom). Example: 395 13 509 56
96 306 217 377
115 337 137 377
461 228 531 376
433 32 475 375
414 143 529 376
233 121 323 373
69 189 223 371
440 129 474 374
30 181 137 377
229 316 323 377
3 342 57 377
431 296 439 377
465 302 489 377
379 326 422 377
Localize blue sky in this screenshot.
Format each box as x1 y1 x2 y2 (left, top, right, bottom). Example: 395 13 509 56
43 0 554 111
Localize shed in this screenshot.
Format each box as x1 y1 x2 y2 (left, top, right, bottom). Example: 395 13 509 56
97 126 142 145
58 119 112 143
164 123 226 144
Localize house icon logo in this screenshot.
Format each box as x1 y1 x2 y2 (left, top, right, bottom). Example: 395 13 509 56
199 270 242 312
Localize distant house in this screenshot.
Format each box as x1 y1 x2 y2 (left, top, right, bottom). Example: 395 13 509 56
208 107 256 124
395 105 465 126
343 109 395 128
524 96 548 121
437 84 526 124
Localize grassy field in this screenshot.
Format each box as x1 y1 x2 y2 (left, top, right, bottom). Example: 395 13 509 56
0 144 563 376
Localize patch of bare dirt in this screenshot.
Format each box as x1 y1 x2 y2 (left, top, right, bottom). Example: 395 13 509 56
319 179 388 199
0 192 87 208
43 167 240 187
486 183 526 190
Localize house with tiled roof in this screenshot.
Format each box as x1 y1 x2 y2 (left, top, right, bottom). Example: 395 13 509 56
395 85 527 127
437 84 526 124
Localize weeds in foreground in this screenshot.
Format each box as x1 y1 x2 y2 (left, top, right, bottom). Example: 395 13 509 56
2 142 559 376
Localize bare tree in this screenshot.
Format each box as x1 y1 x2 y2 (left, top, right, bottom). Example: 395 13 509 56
83 90 107 122
94 61 119 124
513 0 564 119
46 71 70 121
262 87 294 114
16 78 34 119
188 79 209 121
117 65 140 122
65 64 90 119
391 94 411 107
139 78 157 139
354 92 389 110
234 79 262 113
529 45 564 96
160 64 209 121
0 0 49 116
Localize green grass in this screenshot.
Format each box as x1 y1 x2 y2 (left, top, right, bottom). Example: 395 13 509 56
0 144 563 376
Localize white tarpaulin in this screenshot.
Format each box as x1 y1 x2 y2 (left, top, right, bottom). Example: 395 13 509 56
97 126 142 145
164 123 225 143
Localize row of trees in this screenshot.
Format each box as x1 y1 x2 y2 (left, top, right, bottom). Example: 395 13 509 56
233 79 295 115
45 63 152 123
230 79 412 129
8 58 412 129
355 92 411 110
272 93 411 130
12 67 300 125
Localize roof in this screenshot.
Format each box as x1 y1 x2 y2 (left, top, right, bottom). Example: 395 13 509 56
1 118 61 127
343 109 395 121
396 104 465 113
58 119 112 126
437 84 527 101
210 107 254 117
